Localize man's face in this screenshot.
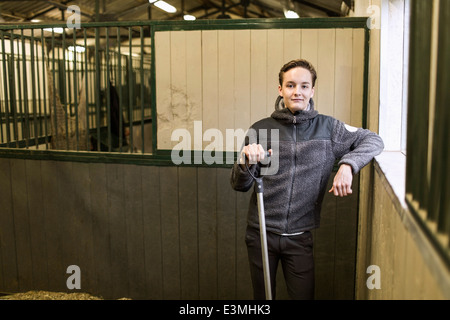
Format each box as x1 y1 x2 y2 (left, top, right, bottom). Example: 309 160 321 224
278 67 315 113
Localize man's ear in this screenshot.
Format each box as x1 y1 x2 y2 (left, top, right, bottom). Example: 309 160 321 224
311 87 315 98
278 85 283 96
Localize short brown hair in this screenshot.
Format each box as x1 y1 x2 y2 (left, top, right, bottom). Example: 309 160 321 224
278 59 317 87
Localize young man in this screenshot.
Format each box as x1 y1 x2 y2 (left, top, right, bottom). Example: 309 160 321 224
230 59 384 300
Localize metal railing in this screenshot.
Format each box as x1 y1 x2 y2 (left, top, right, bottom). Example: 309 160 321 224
405 0 449 268
0 22 152 153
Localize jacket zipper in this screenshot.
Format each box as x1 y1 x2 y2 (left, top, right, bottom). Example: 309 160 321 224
285 118 297 233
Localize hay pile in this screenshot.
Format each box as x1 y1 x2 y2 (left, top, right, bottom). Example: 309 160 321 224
1 290 130 300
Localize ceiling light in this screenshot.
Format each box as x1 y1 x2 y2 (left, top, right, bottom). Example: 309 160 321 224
148 0 158 3
183 14 196 21
154 1 176 13
68 46 85 53
284 10 299 18
43 27 64 34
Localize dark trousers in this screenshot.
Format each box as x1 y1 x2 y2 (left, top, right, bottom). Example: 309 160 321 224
245 226 315 300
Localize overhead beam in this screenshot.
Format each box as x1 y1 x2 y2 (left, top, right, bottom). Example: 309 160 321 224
295 0 342 16
43 0 95 20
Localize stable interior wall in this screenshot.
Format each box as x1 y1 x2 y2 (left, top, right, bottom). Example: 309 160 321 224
0 20 369 300
0 157 358 299
154 27 365 151
356 158 448 299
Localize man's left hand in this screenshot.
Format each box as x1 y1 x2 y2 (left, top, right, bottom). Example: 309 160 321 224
329 164 353 197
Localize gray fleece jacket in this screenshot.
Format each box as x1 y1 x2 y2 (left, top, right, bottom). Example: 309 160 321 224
230 99 384 234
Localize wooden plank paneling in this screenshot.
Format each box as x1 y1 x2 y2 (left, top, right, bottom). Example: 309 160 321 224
317 29 336 116
334 28 353 124
71 162 95 296
124 164 147 299
155 31 172 150
25 159 48 290
0 158 18 292
314 174 337 299
89 162 112 297
202 30 219 149
141 166 163 299
250 30 268 124
10 159 33 291
0 160 362 300
267 29 284 116
301 29 319 71
334 174 359 299
185 30 203 145
106 164 129 298
218 30 235 151
197 167 217 299
352 29 365 127
301 29 319 107
160 166 180 299
155 28 364 150
57 161 79 292
178 167 199 299
170 31 188 136
235 188 252 299
40 160 64 292
283 29 301 63
234 30 251 134
217 168 237 299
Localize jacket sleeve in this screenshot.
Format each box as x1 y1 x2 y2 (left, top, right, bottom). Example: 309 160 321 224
331 119 384 174
230 126 261 192
230 162 260 192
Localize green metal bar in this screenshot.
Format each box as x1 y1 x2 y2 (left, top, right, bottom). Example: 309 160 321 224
106 27 111 152
51 30 57 148
405 0 432 212
0 146 236 169
0 33 4 144
117 27 123 152
0 17 369 31
35 32 43 141
73 30 79 151
21 29 30 148
84 28 90 150
128 27 133 153
150 24 157 155
9 30 19 147
62 30 69 150
362 25 370 129
66 45 72 139
30 29 39 149
434 0 450 239
41 30 49 149
140 26 145 154
95 27 101 151
16 33 23 145
404 0 450 266
1 32 11 146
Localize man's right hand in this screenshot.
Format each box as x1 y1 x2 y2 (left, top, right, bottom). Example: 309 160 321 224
239 144 272 171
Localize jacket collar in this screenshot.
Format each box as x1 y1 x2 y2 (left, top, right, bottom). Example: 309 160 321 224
271 98 318 124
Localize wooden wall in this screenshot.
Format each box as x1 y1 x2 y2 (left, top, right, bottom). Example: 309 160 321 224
0 157 359 300
155 28 365 151
356 160 448 299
